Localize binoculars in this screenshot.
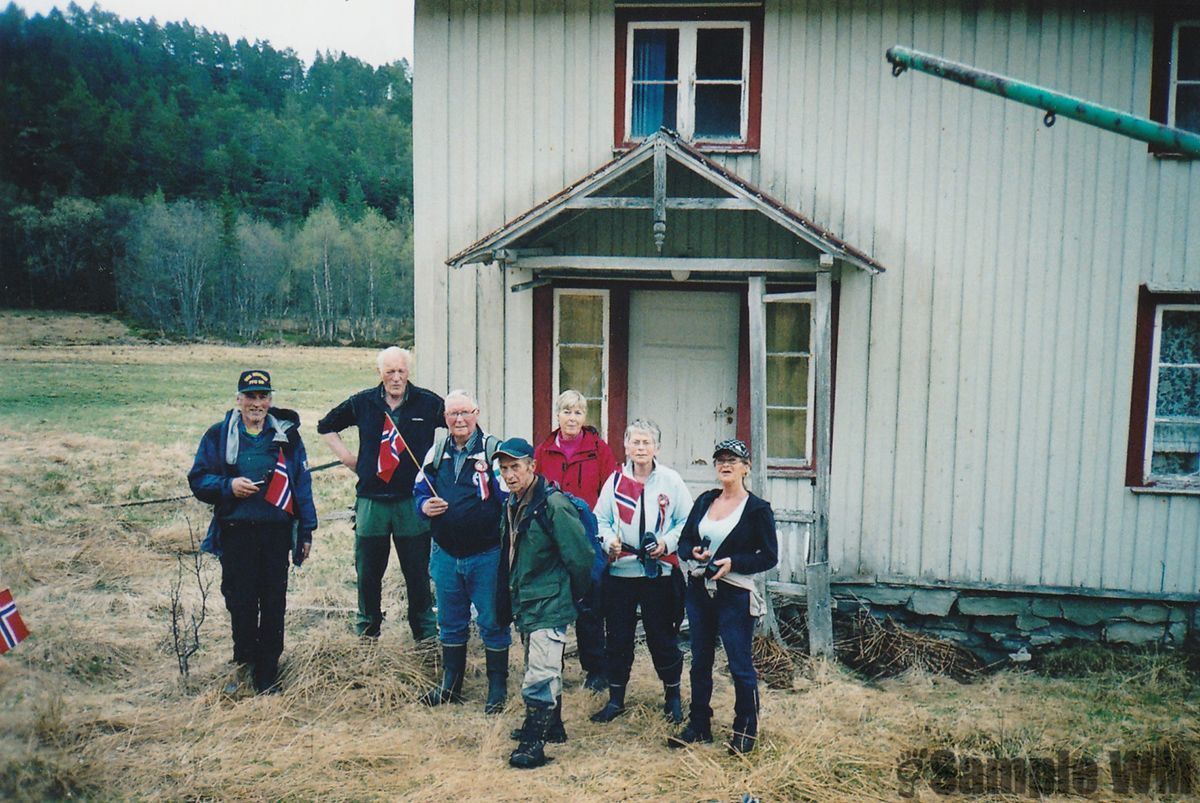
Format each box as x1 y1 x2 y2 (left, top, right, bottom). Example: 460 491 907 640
639 531 661 578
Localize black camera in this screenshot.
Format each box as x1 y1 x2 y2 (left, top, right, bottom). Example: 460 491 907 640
639 531 661 578
698 536 711 554
703 560 722 580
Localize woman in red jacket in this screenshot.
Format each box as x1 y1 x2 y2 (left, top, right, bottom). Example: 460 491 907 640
534 389 617 692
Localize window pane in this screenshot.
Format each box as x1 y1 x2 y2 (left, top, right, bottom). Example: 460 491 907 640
694 85 742 139
1178 25 1200 80
766 302 810 352
767 355 808 406
1160 309 1200 364
1151 449 1199 477
632 83 677 137
696 28 743 80
767 408 807 460
559 294 603 344
587 399 603 430
1155 366 1200 418
633 29 678 80
559 346 603 397
1176 85 1200 133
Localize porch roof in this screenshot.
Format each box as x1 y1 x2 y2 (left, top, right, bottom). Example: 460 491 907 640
445 130 885 275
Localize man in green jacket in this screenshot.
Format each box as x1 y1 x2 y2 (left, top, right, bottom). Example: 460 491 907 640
494 437 594 770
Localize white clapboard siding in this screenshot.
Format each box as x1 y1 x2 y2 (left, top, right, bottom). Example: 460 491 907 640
414 0 1200 596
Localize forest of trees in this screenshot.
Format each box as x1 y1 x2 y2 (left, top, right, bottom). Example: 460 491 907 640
0 2 416 343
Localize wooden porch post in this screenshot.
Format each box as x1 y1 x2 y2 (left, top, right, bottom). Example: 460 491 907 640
807 264 835 657
746 275 779 638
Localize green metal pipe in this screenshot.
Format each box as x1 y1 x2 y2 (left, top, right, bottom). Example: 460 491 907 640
886 45 1200 158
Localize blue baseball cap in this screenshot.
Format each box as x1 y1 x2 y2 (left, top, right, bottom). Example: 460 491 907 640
495 437 535 460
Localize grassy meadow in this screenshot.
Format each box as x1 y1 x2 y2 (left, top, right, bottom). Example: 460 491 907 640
1 310 1198 801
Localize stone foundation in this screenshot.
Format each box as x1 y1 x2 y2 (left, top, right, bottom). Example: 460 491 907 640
828 584 1198 665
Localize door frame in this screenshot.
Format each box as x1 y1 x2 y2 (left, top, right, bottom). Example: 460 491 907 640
534 280 751 464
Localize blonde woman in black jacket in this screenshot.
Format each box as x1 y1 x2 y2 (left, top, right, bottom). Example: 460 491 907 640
669 439 777 755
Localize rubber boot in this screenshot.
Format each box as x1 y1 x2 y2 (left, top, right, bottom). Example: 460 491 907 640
662 681 683 724
583 671 608 693
727 683 759 755
667 716 713 749
484 647 509 714
589 684 626 723
419 643 466 706
509 703 554 769
511 695 566 743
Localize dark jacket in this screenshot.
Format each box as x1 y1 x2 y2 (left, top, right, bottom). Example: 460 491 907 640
413 429 503 558
678 490 778 576
316 383 444 500
497 477 594 633
533 426 618 508
188 408 318 557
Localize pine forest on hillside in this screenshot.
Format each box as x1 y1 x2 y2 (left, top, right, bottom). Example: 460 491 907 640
0 2 416 343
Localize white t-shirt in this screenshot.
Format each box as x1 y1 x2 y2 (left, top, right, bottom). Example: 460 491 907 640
696 495 749 558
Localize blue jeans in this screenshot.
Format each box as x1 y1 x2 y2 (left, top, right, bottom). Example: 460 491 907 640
428 542 511 650
684 577 757 725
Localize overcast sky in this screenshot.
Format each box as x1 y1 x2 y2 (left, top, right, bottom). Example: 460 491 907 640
14 0 415 67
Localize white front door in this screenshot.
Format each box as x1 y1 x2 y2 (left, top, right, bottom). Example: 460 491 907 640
627 289 740 491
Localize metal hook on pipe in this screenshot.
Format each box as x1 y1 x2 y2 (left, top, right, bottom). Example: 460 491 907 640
1043 110 1056 127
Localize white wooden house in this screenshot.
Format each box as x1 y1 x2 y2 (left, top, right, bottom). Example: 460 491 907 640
412 1 1200 650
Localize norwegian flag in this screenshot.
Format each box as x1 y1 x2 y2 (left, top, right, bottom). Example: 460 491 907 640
0 588 30 654
612 472 644 525
377 415 407 483
264 448 294 515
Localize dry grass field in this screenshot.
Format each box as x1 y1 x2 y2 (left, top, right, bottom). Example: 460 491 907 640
1 310 1198 801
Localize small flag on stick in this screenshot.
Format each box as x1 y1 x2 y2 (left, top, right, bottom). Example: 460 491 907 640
0 588 30 654
264 448 295 515
612 473 644 525
377 416 408 482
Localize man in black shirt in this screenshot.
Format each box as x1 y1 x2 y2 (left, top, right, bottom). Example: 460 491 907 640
317 347 443 641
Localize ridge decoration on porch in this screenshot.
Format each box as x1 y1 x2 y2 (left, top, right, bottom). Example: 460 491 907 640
445 129 888 657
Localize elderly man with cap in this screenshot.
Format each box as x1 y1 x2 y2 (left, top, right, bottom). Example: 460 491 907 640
317 347 443 642
493 437 595 769
412 390 511 713
188 370 318 695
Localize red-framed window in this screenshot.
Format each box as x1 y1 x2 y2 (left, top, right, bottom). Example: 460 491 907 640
614 5 764 152
1149 3 1200 155
1126 287 1200 488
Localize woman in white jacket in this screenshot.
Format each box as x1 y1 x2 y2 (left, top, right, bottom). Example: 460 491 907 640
590 419 693 724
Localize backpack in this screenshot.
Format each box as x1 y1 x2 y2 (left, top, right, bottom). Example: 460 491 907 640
428 428 501 471
537 484 606 605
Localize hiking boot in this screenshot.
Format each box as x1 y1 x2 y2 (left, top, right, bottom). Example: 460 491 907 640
419 643 466 706
253 662 280 696
662 682 683 725
589 685 626 723
509 704 554 769
484 647 509 714
667 720 714 749
728 683 759 755
223 662 252 696
510 696 566 743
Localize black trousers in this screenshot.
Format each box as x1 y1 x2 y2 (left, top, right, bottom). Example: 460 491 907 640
574 575 606 674
603 573 683 687
219 521 291 673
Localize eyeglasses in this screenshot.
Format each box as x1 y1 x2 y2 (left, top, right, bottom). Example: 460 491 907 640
714 457 743 466
445 409 478 420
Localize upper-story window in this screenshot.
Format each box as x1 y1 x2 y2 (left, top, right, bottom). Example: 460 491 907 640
1150 5 1200 153
615 5 763 152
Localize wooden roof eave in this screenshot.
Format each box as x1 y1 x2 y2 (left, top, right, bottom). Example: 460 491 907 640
445 130 886 275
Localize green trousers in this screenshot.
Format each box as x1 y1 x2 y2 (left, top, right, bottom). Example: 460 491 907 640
354 497 438 640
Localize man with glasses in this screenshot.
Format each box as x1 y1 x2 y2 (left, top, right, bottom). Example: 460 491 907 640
317 347 443 642
413 390 511 713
